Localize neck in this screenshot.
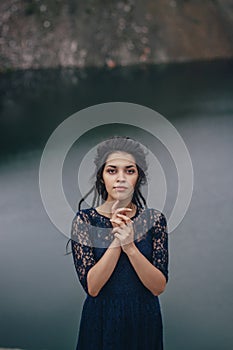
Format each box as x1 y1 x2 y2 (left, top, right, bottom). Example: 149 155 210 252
109 198 133 207
101 198 134 214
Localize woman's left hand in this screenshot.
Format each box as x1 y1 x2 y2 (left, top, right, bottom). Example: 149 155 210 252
110 213 135 253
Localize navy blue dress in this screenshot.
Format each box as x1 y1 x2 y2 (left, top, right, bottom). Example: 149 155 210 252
71 206 169 350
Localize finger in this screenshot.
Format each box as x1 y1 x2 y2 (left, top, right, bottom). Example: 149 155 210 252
110 218 124 226
116 213 133 224
112 214 130 221
116 213 132 220
116 207 133 213
112 218 130 228
111 200 120 213
115 208 132 218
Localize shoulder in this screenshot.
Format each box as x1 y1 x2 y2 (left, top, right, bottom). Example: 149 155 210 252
71 209 93 241
71 209 93 230
147 208 167 228
73 208 93 222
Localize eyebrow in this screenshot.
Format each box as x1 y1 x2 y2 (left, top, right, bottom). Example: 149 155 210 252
106 165 136 168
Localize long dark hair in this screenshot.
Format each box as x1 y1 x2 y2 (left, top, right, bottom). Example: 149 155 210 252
65 136 149 254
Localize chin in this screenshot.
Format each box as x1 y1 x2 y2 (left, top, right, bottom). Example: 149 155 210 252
114 194 131 201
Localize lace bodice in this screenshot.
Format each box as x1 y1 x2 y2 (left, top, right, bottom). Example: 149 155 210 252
71 206 169 296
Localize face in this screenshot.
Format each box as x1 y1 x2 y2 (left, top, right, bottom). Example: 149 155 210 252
102 151 139 203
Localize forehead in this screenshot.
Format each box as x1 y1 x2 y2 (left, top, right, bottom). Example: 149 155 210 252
105 152 136 166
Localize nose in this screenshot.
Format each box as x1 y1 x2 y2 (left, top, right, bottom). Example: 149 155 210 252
117 170 126 182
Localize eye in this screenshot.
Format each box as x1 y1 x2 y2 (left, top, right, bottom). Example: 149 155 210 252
106 168 136 174
127 169 136 174
106 169 116 174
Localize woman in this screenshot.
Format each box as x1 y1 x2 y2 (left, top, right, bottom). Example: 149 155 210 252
66 136 169 350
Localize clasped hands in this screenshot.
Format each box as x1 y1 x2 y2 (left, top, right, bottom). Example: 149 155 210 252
110 200 135 254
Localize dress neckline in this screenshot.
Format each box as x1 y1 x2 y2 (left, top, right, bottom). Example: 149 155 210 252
92 205 141 220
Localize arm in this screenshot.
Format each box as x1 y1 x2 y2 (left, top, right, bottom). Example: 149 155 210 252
87 202 137 297
71 212 121 297
87 238 121 297
124 211 169 296
71 212 96 296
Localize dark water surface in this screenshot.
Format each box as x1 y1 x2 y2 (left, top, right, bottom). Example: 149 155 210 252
0 60 233 350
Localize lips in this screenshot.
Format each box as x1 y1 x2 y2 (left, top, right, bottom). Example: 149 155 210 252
114 186 127 190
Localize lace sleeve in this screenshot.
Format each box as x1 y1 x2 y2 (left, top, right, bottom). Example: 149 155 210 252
151 210 169 283
71 211 96 295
